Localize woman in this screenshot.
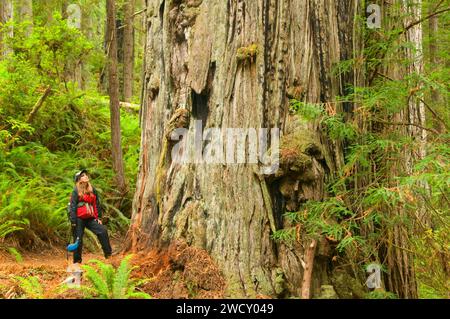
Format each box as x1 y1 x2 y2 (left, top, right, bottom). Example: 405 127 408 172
69 169 112 264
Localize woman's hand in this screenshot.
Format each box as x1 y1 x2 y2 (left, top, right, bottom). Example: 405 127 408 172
97 219 102 225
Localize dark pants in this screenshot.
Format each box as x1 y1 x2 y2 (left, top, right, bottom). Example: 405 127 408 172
72 218 112 263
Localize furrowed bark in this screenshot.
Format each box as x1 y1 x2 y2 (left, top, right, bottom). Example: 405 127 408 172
124 0 135 102
0 0 13 58
129 0 357 298
107 0 128 195
376 0 424 299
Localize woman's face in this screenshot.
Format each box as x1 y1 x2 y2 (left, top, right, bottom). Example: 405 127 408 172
79 173 90 183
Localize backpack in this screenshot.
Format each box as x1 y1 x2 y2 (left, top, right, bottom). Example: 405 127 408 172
67 192 99 221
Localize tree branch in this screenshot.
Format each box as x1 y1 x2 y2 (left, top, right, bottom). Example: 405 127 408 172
26 86 52 123
419 98 448 131
301 239 317 299
403 7 450 34
375 119 439 135
369 4 450 85
374 72 448 132
120 101 140 114
132 8 146 18
7 86 52 149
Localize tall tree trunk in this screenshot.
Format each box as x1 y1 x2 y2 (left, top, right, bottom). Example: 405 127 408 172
80 5 92 90
128 0 358 298
17 0 33 37
123 0 135 102
61 0 69 20
394 0 423 299
136 0 146 112
428 5 438 76
66 3 83 88
376 0 424 299
128 0 426 299
106 0 128 195
0 0 13 58
428 2 443 132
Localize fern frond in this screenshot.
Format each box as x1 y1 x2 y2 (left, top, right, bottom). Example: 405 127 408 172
7 247 23 263
127 291 152 299
81 264 110 298
112 255 133 299
15 276 44 299
88 259 115 292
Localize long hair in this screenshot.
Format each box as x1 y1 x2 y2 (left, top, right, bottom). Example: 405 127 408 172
76 180 93 197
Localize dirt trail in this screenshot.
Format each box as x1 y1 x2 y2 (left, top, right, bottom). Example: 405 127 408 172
0 240 227 299
0 246 116 299
0 235 124 299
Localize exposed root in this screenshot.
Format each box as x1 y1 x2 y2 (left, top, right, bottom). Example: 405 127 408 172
0 239 225 299
131 240 225 299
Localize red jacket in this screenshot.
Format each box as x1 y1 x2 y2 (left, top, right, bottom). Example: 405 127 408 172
78 193 98 219
69 187 102 223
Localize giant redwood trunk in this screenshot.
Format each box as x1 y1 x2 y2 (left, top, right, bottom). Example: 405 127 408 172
129 0 358 298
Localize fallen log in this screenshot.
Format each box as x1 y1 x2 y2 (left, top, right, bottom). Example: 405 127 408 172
120 102 140 114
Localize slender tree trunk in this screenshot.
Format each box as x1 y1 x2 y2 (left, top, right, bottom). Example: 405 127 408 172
65 3 83 88
17 0 33 37
61 0 69 20
428 3 443 132
123 0 135 102
397 0 424 299
428 7 438 74
376 0 424 299
106 0 127 195
0 0 13 58
80 6 92 90
116 5 125 97
136 0 146 115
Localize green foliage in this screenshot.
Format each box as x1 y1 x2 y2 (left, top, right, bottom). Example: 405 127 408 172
290 100 358 141
186 280 199 298
418 281 448 299
14 274 68 299
0 220 27 239
284 4 450 299
290 101 324 121
9 15 92 83
15 276 44 299
284 199 366 254
80 255 151 299
7 247 23 263
0 14 140 247
286 94 449 291
0 144 77 246
414 226 449 299
0 106 139 246
366 290 398 299
271 228 296 245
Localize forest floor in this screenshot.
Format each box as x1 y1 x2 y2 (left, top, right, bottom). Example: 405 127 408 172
0 239 226 299
0 247 102 298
